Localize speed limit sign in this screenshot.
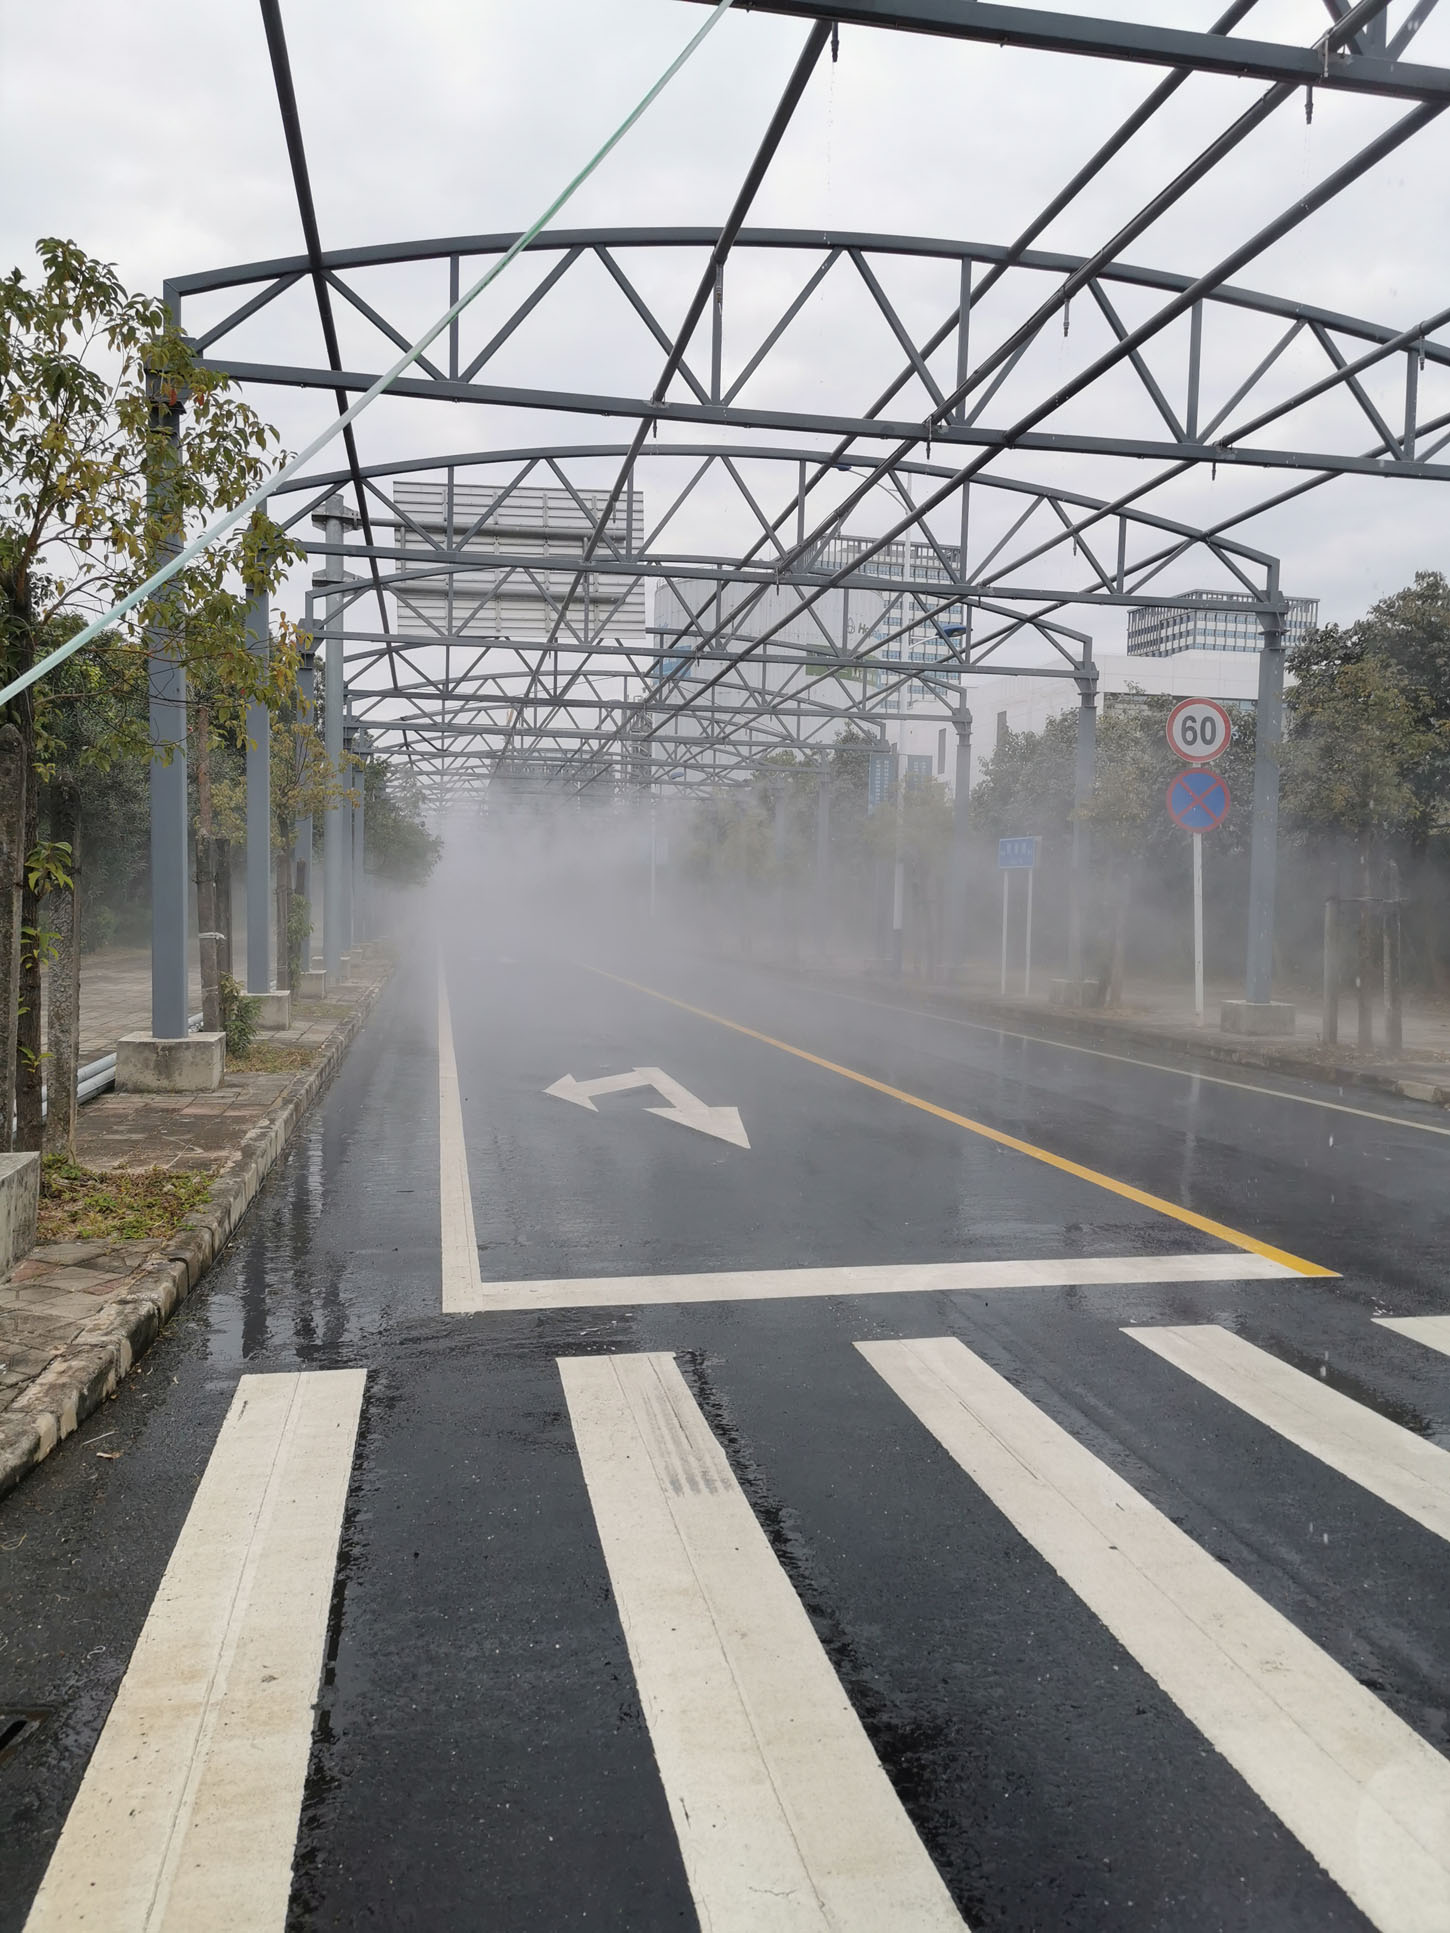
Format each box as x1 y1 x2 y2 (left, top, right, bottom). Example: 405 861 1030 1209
1165 697 1232 763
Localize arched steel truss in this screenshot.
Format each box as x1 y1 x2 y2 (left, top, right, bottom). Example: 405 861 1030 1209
167 0 1450 798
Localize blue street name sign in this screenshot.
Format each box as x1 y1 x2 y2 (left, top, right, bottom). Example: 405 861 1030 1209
1166 767 1230 833
997 836 1040 870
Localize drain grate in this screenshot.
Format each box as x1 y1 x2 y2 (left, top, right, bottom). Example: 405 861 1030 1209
0 1710 47 1765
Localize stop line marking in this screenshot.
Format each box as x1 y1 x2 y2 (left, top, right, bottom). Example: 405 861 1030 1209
449 1250 1294 1314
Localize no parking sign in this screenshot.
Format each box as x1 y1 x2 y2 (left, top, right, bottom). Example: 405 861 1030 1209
1166 767 1230 833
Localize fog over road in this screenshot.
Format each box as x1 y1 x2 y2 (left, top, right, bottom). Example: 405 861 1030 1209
4 925 1450 1931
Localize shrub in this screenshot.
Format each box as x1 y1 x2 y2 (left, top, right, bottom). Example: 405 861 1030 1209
218 972 261 1058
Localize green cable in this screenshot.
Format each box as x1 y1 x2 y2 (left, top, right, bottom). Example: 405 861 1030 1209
1 0 737 709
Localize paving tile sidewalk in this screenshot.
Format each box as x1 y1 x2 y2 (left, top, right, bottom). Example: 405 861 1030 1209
0 950 391 1498
41 945 205 1068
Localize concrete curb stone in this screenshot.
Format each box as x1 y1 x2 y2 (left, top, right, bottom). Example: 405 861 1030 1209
0 968 389 1501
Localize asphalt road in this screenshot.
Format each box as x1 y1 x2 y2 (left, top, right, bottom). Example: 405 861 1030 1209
3 934 1450 1931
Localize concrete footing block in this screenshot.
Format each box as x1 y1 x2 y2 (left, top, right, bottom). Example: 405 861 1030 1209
0 1152 40 1276
116 1032 225 1093
1049 978 1102 1008
1220 1000 1297 1038
253 990 292 1031
297 970 327 999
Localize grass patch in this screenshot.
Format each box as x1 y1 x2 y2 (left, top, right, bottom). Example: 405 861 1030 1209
227 1040 317 1074
298 1002 350 1020
39 1158 212 1245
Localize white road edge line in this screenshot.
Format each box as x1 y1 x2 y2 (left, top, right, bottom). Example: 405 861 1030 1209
24 1369 366 1933
815 984 1450 1138
453 1250 1294 1313
439 965 483 1312
1375 1315 1450 1361
859 1336 1450 1933
558 1351 966 1932
1125 1324 1450 1546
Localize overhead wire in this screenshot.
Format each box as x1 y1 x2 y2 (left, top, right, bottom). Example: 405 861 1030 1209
0 0 739 711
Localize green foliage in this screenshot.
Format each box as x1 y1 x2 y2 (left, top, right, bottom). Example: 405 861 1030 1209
362 758 442 884
1343 570 1450 825
39 1156 211 1245
973 694 1258 867
0 239 305 741
1284 599 1447 847
218 972 260 1059
285 892 312 992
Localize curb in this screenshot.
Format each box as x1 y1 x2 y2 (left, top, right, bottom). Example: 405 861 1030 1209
852 973 1450 1108
0 970 390 1501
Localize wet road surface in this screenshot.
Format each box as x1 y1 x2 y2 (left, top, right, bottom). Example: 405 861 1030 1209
3 939 1450 1930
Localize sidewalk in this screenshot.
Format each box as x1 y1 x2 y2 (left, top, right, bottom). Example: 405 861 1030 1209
0 949 392 1498
809 962 1450 1107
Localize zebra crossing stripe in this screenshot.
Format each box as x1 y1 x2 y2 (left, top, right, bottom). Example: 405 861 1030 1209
24 1370 365 1933
438 968 483 1311
859 1336 1450 1933
558 1351 966 1932
1124 1324 1450 1546
1375 1315 1450 1361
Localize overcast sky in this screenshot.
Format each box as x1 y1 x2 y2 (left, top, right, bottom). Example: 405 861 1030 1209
4 0 1449 660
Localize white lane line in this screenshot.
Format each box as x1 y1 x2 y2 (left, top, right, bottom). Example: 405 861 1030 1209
453 1249 1293 1313
1376 1316 1450 1361
815 984 1450 1138
1125 1324 1450 1546
859 1336 1450 1933
559 1352 966 1932
25 1369 365 1933
438 965 482 1312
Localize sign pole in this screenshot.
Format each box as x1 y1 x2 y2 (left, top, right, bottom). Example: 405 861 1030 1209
1192 830 1204 1023
999 871 1009 997
1024 864 1034 999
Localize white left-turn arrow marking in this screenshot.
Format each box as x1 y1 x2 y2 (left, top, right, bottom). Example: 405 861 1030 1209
545 1066 749 1148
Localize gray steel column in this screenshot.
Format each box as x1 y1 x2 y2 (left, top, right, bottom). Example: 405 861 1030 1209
352 727 369 946
322 497 346 979
244 588 271 994
952 703 972 963
147 381 189 1041
340 713 355 956
1066 665 1098 986
1245 602 1287 1004
295 649 315 945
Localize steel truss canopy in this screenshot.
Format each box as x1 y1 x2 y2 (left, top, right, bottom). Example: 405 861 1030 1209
170 0 1450 798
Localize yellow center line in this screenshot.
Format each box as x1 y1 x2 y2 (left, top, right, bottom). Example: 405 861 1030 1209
587 966 1336 1280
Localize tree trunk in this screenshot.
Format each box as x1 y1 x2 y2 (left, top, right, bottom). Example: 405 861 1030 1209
291 858 309 989
15 770 43 1152
274 851 291 991
195 702 221 1033
1356 835 1374 1053
0 726 26 1152
1106 869 1132 1008
43 779 80 1159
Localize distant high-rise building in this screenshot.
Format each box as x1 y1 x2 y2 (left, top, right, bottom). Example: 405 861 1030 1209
1126 589 1318 657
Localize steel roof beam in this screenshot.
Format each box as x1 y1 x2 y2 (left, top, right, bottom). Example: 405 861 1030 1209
674 0 1449 101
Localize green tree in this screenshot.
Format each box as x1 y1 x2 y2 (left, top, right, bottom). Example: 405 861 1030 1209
1282 625 1434 848
1332 572 1450 840
0 239 304 1138
362 759 442 885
